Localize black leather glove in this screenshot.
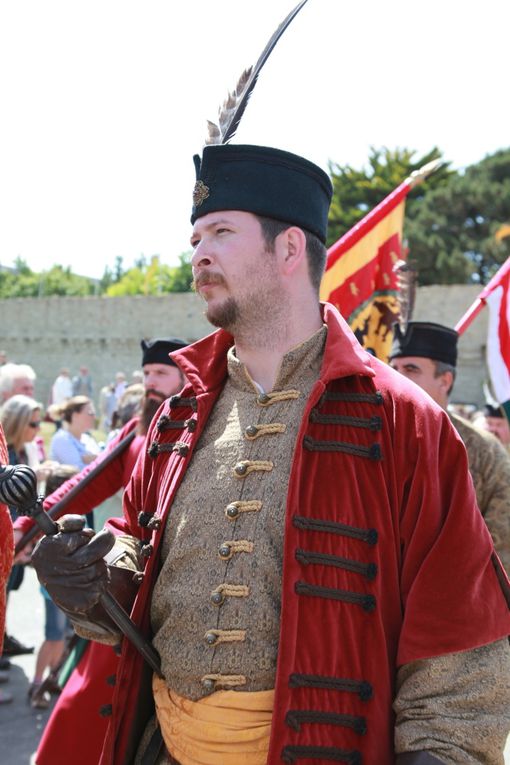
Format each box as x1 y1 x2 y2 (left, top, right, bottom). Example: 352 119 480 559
31 514 146 644
32 514 115 614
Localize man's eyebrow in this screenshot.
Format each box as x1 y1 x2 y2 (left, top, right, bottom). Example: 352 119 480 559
203 218 233 230
192 218 234 236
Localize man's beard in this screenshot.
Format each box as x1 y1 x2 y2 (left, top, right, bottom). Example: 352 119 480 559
139 392 166 434
206 296 240 329
194 260 282 336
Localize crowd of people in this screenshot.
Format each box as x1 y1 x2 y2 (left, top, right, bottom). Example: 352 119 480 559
0 141 509 765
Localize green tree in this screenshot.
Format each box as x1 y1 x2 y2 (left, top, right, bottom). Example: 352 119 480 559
40 265 95 296
327 146 452 247
166 252 193 292
328 146 510 285
105 253 193 296
406 148 510 284
0 260 96 298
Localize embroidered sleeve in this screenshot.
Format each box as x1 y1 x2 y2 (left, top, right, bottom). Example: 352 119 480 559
472 434 510 577
394 639 510 764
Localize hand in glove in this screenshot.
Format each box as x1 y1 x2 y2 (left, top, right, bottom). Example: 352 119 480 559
31 514 143 644
32 514 115 614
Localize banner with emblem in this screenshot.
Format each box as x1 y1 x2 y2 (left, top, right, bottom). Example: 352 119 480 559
320 161 440 362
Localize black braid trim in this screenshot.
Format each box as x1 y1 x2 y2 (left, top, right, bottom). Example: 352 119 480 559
148 442 159 459
148 441 189 459
288 674 373 701
295 581 376 612
293 516 378 546
295 549 377 580
157 415 197 433
138 511 153 528
304 435 381 461
321 390 383 405
169 395 197 411
285 709 366 735
281 746 361 764
310 410 382 431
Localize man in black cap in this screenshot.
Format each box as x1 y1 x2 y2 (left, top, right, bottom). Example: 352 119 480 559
33 145 510 765
389 321 510 576
474 402 510 447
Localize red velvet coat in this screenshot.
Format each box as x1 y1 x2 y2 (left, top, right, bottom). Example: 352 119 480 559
102 304 509 765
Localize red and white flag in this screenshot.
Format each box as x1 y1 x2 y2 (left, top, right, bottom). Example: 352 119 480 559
479 257 510 406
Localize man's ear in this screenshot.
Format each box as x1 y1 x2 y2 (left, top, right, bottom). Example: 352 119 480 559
276 227 307 276
440 371 454 393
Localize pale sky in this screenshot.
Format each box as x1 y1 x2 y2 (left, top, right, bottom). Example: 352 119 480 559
1 0 509 279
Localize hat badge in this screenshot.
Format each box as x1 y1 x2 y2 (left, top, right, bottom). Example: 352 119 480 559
193 180 210 207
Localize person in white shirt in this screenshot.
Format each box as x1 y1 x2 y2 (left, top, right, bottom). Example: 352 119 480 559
51 368 73 406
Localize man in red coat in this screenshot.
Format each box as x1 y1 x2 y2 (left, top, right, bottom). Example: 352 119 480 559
33 145 510 765
14 337 187 765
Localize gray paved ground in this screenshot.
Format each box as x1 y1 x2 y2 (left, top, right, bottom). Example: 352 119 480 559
1 566 509 764
0 567 57 765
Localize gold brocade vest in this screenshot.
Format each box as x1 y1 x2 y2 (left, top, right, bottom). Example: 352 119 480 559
151 327 327 700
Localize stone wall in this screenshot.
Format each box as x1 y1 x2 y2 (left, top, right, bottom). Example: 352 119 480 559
0 294 212 406
0 287 488 408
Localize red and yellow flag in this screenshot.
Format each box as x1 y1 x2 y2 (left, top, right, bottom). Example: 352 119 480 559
320 161 440 362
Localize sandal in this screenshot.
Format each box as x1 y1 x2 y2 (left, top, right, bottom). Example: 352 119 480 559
28 682 51 710
40 672 61 696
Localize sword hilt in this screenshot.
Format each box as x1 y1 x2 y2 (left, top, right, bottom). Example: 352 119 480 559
0 463 58 535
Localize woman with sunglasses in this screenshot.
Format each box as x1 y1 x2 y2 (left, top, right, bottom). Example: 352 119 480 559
0 394 46 474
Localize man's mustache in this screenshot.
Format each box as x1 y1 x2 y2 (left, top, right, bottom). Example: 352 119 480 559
192 273 226 291
145 389 166 401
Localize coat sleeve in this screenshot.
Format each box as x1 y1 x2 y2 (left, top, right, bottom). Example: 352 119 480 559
121 404 166 536
394 638 510 764
471 433 510 577
13 419 138 536
395 402 510 665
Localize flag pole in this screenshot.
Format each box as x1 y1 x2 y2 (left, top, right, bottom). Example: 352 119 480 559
455 256 510 335
454 299 485 335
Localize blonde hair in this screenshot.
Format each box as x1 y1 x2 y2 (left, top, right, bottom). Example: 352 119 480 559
0 394 42 453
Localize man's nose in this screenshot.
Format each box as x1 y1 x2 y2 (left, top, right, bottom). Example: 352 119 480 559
191 240 214 270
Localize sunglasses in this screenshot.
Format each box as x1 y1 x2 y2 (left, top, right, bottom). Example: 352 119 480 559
28 421 41 428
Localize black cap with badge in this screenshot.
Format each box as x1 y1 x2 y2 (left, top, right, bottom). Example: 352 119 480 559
190 1 332 245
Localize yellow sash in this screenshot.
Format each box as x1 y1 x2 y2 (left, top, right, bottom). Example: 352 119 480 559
153 675 274 765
